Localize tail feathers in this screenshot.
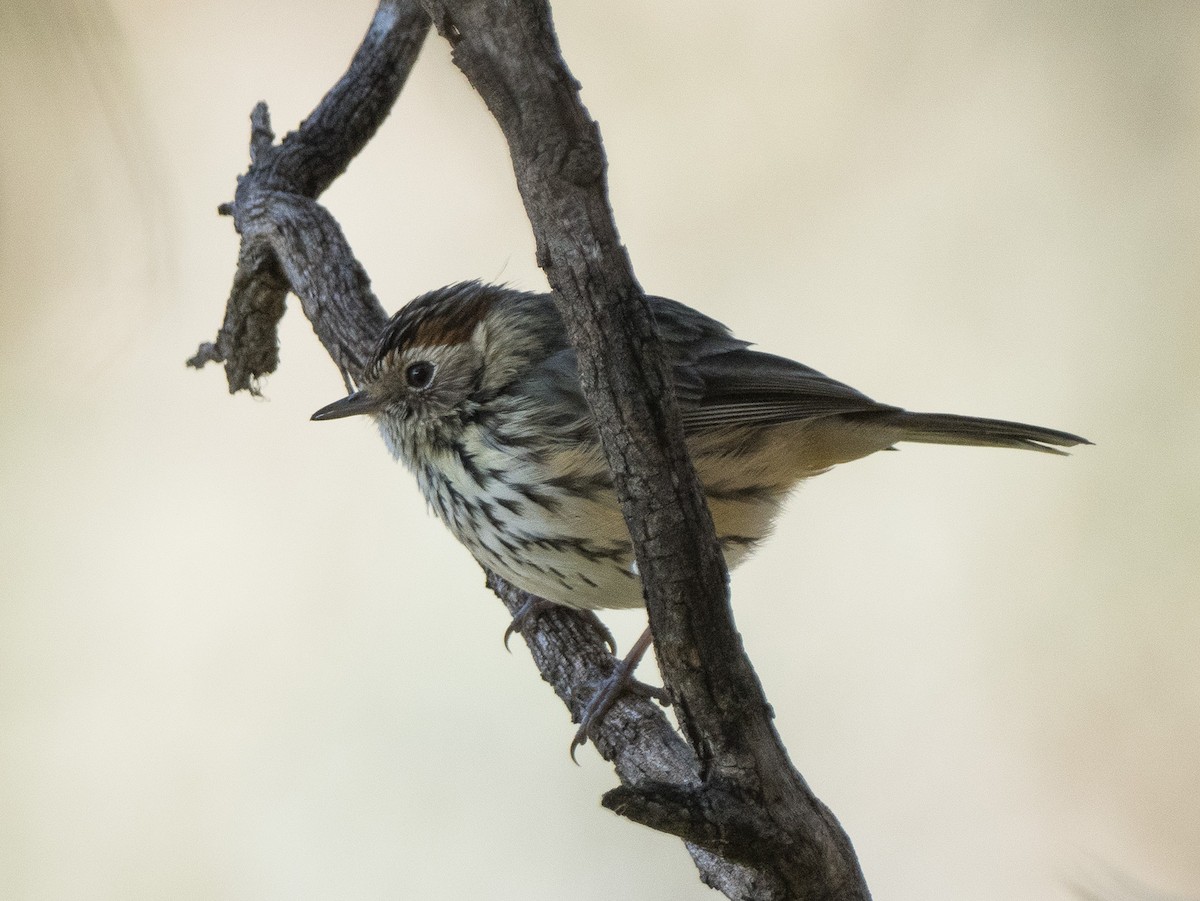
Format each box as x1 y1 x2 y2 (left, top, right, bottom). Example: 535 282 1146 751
885 411 1091 455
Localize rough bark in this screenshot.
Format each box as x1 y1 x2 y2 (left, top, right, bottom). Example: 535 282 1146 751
188 0 429 390
192 1 870 897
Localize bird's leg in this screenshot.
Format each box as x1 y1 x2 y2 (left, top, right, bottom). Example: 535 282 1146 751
504 596 617 655
570 626 669 760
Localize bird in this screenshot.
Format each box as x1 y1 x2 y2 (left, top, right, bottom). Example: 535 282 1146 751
312 280 1089 749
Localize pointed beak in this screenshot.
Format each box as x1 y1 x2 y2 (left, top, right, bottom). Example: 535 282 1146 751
311 390 380 421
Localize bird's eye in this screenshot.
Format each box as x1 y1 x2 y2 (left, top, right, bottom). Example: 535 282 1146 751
405 361 436 390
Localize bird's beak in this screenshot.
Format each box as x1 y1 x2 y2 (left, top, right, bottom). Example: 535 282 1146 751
311 390 380 421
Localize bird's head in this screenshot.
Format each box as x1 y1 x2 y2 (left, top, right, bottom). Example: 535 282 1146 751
311 282 558 462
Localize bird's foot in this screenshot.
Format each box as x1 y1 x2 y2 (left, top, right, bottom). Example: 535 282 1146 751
504 597 617 654
570 627 667 761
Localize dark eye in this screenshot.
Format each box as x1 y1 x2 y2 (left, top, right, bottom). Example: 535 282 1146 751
405 361 436 389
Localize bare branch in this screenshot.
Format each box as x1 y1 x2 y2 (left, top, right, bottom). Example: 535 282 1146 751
188 0 431 391
195 1 870 897
193 0 708 818
252 0 430 199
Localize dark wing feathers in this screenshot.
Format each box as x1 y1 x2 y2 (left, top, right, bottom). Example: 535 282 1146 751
676 348 893 430
643 296 891 429
512 292 892 433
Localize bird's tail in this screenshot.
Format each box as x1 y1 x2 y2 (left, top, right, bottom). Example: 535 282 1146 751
882 411 1091 455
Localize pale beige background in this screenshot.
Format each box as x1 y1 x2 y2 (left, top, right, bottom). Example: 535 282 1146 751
2 2 1197 899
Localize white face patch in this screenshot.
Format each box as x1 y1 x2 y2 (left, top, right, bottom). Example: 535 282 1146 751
470 318 489 355
377 415 405 462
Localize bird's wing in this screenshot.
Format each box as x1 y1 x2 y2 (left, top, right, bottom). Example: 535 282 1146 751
519 294 892 436
676 348 894 430
642 296 893 430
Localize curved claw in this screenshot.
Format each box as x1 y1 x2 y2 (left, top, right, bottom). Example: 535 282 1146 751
503 597 555 652
569 718 595 763
501 618 522 652
571 678 617 763
581 609 619 656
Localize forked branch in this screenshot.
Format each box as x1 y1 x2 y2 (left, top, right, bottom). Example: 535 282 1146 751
192 1 869 897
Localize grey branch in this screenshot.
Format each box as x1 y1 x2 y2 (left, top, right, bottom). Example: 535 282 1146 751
187 0 428 391
192 1 870 897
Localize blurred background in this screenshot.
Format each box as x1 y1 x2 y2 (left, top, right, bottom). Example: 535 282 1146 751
2 1 1197 898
